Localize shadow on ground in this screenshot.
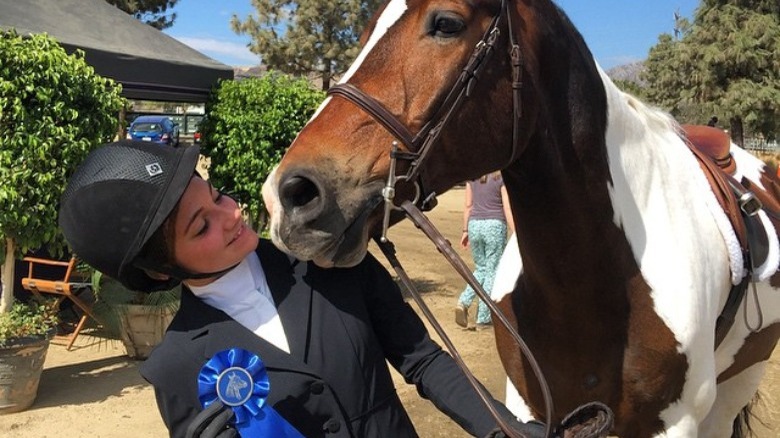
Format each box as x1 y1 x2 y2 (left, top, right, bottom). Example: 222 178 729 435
33 354 146 409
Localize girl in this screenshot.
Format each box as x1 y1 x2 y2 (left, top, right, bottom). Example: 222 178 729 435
58 140 550 438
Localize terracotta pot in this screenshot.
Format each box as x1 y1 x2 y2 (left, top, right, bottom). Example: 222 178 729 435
0 332 53 414
117 305 175 359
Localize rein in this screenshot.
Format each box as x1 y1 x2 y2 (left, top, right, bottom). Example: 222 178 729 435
327 1 556 435
376 201 554 438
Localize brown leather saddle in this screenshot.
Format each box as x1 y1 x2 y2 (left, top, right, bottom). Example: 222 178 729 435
682 124 780 347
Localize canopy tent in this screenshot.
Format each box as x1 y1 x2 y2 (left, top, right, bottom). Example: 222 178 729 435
0 0 235 102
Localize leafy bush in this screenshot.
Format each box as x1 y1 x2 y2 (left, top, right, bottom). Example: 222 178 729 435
0 300 59 347
198 72 325 229
0 30 125 261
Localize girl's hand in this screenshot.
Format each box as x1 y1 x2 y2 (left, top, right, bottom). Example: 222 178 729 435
460 231 469 247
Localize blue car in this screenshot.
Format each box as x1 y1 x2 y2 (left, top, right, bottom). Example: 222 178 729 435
126 115 180 146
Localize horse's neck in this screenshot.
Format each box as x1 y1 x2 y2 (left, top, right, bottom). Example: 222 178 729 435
503 136 623 299
503 68 698 299
597 69 717 243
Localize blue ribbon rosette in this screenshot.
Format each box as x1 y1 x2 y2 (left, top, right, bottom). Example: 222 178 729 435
198 348 304 437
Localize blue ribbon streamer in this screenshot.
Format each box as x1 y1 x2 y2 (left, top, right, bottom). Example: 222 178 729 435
198 348 304 437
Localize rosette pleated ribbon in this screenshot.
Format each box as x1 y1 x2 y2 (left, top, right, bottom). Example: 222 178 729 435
198 348 304 437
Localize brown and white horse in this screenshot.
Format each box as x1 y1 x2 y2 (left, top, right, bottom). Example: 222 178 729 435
262 0 780 436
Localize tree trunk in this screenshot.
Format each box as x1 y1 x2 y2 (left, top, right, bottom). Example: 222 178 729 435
0 238 16 313
321 61 333 91
116 106 127 141
729 117 744 148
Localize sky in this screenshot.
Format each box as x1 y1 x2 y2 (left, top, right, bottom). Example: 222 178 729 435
164 0 701 70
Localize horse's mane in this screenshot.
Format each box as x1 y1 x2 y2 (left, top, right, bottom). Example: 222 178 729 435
597 66 682 145
538 1 680 139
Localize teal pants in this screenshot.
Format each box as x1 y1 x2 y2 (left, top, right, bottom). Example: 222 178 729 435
458 219 507 324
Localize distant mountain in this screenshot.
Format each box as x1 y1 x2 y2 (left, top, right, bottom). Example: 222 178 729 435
234 61 647 88
233 65 267 80
606 61 646 85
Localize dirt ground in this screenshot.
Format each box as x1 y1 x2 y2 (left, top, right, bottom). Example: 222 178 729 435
1 186 777 437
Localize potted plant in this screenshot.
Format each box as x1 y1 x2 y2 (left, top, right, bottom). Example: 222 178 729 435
0 299 58 414
91 272 180 360
0 28 121 416
0 30 124 313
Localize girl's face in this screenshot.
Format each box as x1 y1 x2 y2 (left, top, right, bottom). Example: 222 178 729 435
172 176 259 286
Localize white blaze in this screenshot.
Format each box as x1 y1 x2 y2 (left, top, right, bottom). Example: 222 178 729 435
308 0 408 121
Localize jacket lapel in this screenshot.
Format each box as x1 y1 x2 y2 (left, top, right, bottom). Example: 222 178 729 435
256 240 314 365
202 317 309 373
177 273 314 376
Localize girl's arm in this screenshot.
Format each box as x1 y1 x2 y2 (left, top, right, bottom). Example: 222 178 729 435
461 182 473 247
500 184 514 234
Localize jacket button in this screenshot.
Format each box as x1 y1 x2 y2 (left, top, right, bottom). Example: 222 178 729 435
323 419 341 433
310 381 325 394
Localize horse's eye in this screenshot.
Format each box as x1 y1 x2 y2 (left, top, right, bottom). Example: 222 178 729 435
430 13 465 38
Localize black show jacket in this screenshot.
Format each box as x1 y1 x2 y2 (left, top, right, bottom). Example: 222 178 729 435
141 239 509 437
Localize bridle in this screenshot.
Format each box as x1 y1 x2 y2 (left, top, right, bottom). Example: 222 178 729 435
326 1 559 437
328 0 524 226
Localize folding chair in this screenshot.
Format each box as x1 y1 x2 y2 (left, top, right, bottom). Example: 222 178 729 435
21 256 99 350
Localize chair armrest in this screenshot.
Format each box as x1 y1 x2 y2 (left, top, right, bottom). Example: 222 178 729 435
23 256 78 282
22 256 73 268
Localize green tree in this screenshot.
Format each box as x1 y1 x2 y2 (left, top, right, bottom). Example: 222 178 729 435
105 0 179 30
643 0 780 145
0 31 124 312
231 0 383 90
198 73 325 228
643 33 710 124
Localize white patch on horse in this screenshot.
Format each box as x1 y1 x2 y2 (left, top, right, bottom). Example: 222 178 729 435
308 0 408 122
340 0 407 84
701 361 769 437
492 232 522 302
730 146 780 280
597 62 780 433
732 146 771 192
599 63 730 433
504 376 536 423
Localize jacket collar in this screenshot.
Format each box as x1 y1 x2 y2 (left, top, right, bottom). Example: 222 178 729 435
179 240 317 375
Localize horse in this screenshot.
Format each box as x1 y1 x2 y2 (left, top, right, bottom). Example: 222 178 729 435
262 0 780 436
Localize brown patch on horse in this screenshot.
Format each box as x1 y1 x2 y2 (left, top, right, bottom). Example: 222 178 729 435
717 322 780 383
614 274 688 436
494 238 687 437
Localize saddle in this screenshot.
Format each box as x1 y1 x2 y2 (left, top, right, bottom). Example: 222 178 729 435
682 124 780 347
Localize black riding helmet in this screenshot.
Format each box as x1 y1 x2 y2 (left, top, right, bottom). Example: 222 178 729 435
59 140 201 292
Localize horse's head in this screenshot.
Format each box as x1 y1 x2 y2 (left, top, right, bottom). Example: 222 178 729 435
265 0 599 266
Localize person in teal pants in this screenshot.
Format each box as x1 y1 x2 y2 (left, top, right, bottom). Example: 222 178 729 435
456 172 514 329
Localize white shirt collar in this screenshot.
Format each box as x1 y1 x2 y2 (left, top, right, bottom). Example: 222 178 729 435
189 252 290 353
189 252 267 303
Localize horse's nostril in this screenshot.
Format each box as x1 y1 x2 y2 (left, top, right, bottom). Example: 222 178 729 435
280 175 320 209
